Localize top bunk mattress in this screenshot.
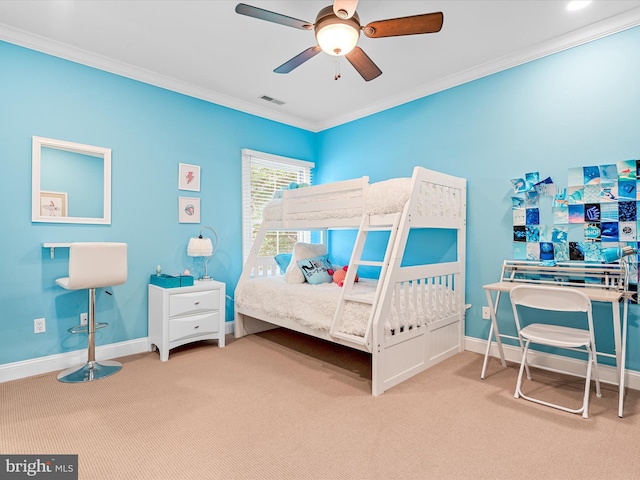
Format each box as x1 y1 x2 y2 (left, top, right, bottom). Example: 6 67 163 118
263 177 412 222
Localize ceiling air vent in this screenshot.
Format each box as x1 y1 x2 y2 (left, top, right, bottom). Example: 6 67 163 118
259 95 285 106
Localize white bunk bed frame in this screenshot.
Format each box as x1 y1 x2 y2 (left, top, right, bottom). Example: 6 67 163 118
235 166 467 395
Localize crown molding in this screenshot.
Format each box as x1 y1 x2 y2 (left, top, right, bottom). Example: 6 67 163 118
314 7 640 132
2 7 640 134
0 23 317 132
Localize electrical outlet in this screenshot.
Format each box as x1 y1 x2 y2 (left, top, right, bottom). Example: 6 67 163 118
482 307 491 320
34 317 46 334
80 312 88 326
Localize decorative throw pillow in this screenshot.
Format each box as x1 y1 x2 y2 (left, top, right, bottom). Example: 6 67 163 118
274 253 292 273
285 242 328 284
297 255 333 285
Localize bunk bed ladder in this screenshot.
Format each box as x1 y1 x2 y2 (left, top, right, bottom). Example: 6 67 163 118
330 213 401 350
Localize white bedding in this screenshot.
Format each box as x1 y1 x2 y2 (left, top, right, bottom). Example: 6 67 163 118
235 275 457 337
236 277 375 336
263 178 412 221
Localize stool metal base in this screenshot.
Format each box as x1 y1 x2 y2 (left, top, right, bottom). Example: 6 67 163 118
57 360 122 383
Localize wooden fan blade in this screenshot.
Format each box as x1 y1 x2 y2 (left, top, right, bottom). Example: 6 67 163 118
274 46 322 74
345 47 382 81
235 3 313 30
363 12 443 38
333 0 359 19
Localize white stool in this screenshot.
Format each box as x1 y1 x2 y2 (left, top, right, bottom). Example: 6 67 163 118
56 242 128 383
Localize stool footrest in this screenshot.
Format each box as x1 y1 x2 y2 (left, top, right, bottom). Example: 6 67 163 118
68 322 109 334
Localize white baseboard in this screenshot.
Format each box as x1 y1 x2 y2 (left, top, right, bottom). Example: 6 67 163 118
5 325 635 393
0 322 236 383
464 336 640 392
225 321 235 336
0 338 149 383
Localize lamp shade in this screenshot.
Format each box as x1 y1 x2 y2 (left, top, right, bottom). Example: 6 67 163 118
601 246 637 263
316 22 359 56
187 237 213 257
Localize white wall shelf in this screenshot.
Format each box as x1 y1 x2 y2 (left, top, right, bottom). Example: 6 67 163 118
42 243 71 259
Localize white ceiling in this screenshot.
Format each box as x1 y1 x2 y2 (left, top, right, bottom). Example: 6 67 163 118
1 1 640 132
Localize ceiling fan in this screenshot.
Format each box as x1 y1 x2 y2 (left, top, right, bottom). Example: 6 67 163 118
235 1 444 81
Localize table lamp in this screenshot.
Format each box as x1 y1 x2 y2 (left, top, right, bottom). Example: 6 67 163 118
601 245 637 301
187 226 218 281
601 245 637 263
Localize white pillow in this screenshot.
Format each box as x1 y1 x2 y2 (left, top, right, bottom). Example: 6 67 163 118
285 242 328 284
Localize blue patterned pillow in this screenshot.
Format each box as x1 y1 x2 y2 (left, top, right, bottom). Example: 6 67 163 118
297 255 333 285
274 253 292 273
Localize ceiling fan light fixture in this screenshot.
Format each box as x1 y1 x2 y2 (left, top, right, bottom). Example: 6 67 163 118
236 2 443 81
566 1 592 11
316 22 360 56
313 6 361 56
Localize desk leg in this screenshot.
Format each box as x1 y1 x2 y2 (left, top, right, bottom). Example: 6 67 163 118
481 322 495 379
618 299 628 418
481 289 507 379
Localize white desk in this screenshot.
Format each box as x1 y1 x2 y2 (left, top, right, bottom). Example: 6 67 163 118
482 278 629 418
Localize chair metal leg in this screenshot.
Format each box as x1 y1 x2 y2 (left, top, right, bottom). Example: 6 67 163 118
591 351 602 398
514 339 592 419
582 348 593 419
58 288 121 383
514 340 530 399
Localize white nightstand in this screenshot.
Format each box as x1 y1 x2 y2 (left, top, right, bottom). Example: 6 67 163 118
148 280 226 361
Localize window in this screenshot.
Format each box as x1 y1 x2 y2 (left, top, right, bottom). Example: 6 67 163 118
241 149 314 263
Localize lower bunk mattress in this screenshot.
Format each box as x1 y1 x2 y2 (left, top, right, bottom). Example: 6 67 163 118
235 276 458 337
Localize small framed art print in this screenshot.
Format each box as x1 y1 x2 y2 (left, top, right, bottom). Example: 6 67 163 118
40 191 68 217
178 197 200 223
178 163 201 192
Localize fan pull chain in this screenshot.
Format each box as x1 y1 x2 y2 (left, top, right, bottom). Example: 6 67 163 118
334 57 341 81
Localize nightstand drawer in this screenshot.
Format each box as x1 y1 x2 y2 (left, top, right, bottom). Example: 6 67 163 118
169 290 219 317
170 311 220 342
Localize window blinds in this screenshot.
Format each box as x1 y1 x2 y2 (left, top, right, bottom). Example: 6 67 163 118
241 149 314 263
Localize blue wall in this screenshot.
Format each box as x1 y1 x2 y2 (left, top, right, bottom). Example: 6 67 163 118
2 24 640 372
0 40 315 365
317 26 640 370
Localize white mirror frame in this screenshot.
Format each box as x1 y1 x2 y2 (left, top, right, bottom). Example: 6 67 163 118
32 136 111 225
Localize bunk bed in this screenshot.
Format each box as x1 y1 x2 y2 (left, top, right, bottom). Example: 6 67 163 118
235 166 467 395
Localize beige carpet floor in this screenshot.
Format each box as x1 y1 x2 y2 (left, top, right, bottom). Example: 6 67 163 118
1 329 639 480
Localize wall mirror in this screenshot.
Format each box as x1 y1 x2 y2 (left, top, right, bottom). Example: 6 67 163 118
32 136 111 224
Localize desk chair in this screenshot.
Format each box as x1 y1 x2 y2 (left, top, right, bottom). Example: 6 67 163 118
510 285 601 419
56 242 128 383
